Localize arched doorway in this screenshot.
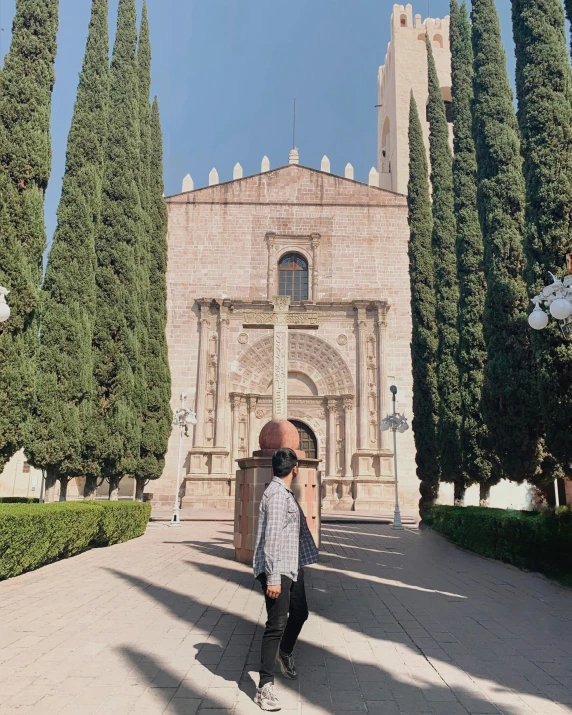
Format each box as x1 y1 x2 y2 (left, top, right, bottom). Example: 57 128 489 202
290 420 317 459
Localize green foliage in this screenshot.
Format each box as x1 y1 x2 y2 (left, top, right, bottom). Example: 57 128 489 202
141 98 173 487
135 4 155 492
0 497 39 503
471 0 541 493
512 0 572 476
0 501 151 579
423 505 572 584
93 501 151 544
92 0 142 491
0 0 59 470
0 502 101 579
26 0 109 488
450 1 490 498
407 94 440 509
426 37 462 491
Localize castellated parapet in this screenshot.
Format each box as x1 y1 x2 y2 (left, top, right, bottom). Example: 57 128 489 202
378 3 452 194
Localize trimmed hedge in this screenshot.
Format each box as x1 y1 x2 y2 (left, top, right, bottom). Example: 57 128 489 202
0 497 40 503
0 501 151 580
93 501 152 545
424 505 572 584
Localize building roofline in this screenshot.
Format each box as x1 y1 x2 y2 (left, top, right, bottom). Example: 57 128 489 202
166 163 406 200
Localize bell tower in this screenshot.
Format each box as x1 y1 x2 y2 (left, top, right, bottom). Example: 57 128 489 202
377 4 452 195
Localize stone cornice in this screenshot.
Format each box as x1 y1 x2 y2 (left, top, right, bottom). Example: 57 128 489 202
227 299 389 314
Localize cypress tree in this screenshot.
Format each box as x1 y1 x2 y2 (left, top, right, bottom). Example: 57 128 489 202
426 36 463 498
512 0 572 477
0 0 59 471
143 97 173 494
450 0 491 498
92 0 142 499
472 0 541 501
407 93 440 510
25 0 109 502
134 2 152 500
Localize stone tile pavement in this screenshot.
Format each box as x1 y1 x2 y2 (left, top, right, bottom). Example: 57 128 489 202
1 521 571 714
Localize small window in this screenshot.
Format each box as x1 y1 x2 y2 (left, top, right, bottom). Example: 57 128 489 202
400 14 407 26
278 253 308 302
433 34 444 49
444 100 453 123
22 462 31 473
426 100 453 123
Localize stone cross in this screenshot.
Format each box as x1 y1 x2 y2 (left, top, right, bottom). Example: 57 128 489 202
243 296 319 420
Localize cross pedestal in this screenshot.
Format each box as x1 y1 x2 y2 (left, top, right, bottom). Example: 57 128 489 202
234 453 321 564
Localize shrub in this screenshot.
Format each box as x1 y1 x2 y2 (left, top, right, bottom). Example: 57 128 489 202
0 501 151 580
424 505 572 583
94 501 151 545
0 497 40 503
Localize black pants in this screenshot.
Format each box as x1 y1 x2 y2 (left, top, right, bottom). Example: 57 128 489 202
257 568 309 687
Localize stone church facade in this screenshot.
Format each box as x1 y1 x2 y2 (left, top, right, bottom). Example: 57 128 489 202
154 161 418 512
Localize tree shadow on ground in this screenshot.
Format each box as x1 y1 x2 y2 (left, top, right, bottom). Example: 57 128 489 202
160 522 572 714
108 566 557 715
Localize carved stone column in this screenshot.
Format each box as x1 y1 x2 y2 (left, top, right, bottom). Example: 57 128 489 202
247 395 259 457
326 398 338 477
338 395 356 509
311 233 320 302
266 232 276 300
215 303 230 447
231 393 242 468
375 304 389 450
343 396 354 477
355 303 369 451
194 301 211 447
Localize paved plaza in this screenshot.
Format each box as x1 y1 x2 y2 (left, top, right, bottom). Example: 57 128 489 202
1 522 572 715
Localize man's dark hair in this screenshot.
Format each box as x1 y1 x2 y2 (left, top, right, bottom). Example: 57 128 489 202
272 448 298 478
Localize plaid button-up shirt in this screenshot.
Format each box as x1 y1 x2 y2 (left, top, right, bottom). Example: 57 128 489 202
253 476 318 585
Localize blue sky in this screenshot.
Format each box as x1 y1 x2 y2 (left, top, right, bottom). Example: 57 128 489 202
0 0 516 247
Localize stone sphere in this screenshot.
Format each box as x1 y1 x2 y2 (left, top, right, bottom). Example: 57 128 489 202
259 419 300 451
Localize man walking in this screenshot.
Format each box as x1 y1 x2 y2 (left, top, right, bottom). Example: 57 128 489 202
253 447 319 711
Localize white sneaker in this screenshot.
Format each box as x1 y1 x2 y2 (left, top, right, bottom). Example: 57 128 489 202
254 682 281 711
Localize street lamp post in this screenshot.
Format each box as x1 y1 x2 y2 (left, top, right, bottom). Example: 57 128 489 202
169 392 197 527
527 259 572 507
0 287 11 324
380 385 409 530
528 271 572 337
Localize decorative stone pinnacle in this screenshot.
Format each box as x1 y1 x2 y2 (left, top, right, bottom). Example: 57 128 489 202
289 147 300 165
182 173 194 192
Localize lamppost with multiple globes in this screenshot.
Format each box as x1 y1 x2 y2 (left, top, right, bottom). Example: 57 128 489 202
170 392 197 527
0 287 10 324
527 257 572 507
528 270 572 339
380 385 409 530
